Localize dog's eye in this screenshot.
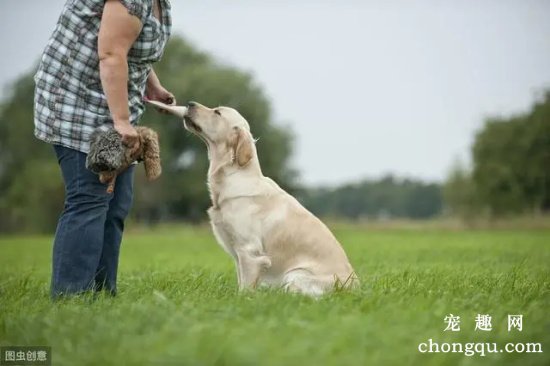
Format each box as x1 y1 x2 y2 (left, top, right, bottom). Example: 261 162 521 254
214 109 221 116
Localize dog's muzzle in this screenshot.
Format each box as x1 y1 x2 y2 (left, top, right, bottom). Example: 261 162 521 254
184 116 202 133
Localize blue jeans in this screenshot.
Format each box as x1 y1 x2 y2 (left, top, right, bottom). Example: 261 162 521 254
51 145 134 298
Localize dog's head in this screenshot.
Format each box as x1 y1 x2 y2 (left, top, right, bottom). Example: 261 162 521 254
184 102 255 167
86 128 125 173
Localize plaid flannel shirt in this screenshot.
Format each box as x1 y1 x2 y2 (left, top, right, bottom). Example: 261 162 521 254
34 0 171 153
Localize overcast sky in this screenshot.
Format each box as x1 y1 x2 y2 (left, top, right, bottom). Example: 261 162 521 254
1 0 549 185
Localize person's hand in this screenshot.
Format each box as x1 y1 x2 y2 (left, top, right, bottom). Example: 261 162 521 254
114 120 139 155
145 83 176 112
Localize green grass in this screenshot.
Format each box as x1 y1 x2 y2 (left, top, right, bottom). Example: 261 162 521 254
1 225 549 365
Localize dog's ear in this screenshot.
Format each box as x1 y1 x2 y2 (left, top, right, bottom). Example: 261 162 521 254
233 128 253 167
138 127 162 180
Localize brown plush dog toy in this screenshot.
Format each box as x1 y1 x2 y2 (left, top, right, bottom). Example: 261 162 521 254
86 126 161 193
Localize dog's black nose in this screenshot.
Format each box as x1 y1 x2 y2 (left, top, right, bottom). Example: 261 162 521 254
188 101 197 108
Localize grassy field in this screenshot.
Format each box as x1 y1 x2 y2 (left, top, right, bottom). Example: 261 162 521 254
0 224 549 366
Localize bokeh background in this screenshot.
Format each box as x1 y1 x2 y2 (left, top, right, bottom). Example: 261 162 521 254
1 0 549 232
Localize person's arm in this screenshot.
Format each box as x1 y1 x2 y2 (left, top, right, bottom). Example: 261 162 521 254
98 0 141 149
146 68 176 106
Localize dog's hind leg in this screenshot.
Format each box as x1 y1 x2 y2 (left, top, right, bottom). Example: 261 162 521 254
106 175 117 194
283 270 338 297
98 172 117 193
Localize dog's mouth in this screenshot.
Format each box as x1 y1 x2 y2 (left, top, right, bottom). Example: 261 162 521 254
184 116 202 133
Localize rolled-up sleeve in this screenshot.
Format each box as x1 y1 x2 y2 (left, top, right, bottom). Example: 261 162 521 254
118 0 148 24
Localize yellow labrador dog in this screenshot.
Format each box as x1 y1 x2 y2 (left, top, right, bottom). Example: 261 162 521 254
147 100 357 296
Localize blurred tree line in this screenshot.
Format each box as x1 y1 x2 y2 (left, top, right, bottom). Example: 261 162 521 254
444 91 550 218
0 34 445 233
1 35 546 233
299 176 442 220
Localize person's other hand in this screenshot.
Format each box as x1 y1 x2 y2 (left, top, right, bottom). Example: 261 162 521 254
145 83 176 108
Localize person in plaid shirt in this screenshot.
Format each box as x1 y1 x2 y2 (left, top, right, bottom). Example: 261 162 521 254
34 0 174 298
